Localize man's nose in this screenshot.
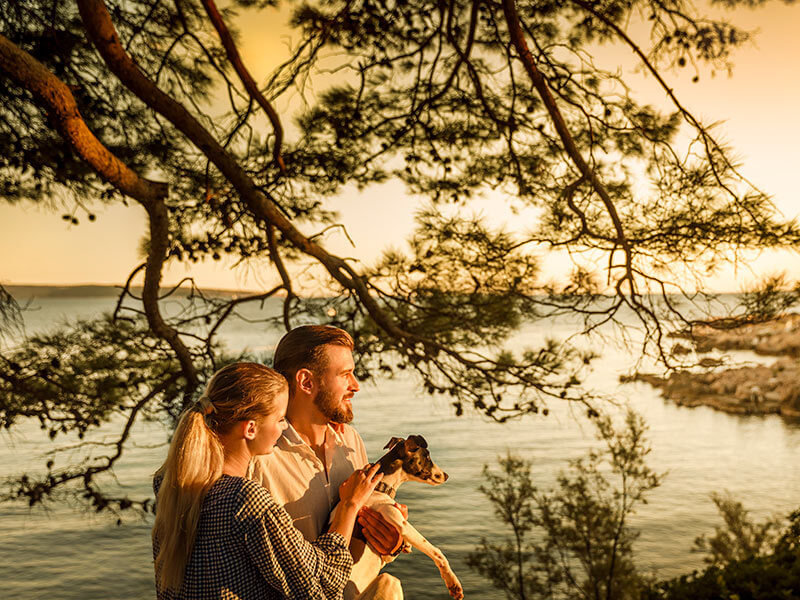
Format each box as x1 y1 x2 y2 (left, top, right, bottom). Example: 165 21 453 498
349 374 360 392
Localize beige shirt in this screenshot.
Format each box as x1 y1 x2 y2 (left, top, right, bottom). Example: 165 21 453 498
250 422 368 542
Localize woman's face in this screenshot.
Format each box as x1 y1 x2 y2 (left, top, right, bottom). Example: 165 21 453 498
251 388 289 455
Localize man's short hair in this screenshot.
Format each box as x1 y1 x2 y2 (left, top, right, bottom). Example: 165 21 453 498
273 325 354 393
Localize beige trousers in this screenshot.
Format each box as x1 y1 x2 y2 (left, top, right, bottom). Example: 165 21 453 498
354 573 404 600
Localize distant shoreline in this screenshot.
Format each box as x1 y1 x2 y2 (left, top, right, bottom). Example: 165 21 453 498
4 284 747 300
4 284 259 299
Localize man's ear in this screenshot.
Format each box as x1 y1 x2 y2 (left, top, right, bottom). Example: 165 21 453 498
296 368 315 395
243 419 258 440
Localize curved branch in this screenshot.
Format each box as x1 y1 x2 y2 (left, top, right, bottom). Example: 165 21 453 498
0 33 166 206
205 285 284 362
267 224 294 330
112 262 146 320
500 0 635 292
0 32 199 400
142 199 200 404
198 0 286 173
74 0 423 349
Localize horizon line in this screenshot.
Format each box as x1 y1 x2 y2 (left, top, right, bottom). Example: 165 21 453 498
2 281 749 296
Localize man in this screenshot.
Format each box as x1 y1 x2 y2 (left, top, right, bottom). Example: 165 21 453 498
250 325 404 600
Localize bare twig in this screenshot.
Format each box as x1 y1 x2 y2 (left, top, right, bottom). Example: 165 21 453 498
198 0 286 173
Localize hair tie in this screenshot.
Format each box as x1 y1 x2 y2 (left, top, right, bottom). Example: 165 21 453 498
196 395 217 415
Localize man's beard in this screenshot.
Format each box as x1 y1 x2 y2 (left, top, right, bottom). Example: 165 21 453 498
314 382 354 424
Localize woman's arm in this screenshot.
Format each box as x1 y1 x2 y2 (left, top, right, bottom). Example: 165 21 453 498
238 482 352 600
238 466 381 600
327 462 383 545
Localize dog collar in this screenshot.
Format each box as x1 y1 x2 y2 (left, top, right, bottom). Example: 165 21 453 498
374 481 396 499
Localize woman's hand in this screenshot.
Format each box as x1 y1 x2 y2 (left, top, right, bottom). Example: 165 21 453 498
338 463 382 510
329 463 383 544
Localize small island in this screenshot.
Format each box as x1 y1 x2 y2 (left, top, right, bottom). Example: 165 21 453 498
626 313 800 418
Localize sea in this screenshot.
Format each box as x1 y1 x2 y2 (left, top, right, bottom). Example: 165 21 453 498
1 293 799 599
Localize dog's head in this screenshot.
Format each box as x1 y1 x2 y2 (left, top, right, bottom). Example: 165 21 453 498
381 435 448 485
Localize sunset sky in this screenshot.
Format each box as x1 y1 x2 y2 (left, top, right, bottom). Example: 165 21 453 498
1 1 799 293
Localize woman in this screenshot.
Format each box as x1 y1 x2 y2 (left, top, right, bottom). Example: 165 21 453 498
152 362 382 599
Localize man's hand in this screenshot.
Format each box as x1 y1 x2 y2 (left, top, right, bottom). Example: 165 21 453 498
357 506 405 555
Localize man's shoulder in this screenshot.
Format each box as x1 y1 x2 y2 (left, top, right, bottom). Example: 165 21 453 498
251 443 291 472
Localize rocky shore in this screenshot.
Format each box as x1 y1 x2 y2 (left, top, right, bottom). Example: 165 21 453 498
675 313 800 357
626 314 800 418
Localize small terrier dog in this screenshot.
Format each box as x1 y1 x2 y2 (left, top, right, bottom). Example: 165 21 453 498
342 435 463 600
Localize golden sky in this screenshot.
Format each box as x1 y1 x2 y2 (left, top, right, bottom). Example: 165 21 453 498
1 1 799 293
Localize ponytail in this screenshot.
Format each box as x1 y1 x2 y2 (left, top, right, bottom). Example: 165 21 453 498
152 406 224 591
152 362 287 592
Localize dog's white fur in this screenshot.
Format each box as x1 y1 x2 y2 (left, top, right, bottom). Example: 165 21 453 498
338 437 463 600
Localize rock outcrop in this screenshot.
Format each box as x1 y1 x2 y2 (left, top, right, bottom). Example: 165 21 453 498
628 313 800 418
677 313 800 356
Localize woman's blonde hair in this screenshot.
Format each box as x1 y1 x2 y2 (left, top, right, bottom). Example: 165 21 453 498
152 362 288 592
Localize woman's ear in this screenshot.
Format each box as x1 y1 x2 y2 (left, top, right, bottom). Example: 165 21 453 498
296 368 315 395
242 419 258 440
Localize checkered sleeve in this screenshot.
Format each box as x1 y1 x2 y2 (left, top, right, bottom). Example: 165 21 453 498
235 480 353 600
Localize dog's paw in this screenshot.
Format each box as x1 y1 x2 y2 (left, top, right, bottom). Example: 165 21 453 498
448 587 463 600
446 576 463 600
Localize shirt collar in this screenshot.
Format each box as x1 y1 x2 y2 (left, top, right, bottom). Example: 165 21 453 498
280 422 345 448
281 422 305 446
327 424 346 447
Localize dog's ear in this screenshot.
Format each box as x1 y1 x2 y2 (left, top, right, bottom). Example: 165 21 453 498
405 435 428 452
408 435 428 449
384 437 405 450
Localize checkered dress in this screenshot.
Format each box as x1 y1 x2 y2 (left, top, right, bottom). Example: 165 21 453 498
153 475 353 600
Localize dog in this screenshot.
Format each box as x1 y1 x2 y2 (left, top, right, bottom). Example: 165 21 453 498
340 435 463 600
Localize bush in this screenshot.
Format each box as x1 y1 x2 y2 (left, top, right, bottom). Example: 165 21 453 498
467 410 662 600
643 510 800 600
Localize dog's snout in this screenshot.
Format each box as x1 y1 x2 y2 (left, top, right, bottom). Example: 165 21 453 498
443 472 449 482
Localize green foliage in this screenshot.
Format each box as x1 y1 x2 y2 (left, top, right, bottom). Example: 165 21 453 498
739 272 800 322
467 453 547 599
1 0 207 203
643 509 800 600
1 316 183 435
0 284 22 340
289 0 797 267
468 410 663 599
0 313 222 511
693 491 784 567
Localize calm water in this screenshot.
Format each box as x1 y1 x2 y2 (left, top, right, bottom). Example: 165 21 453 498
1 296 799 599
